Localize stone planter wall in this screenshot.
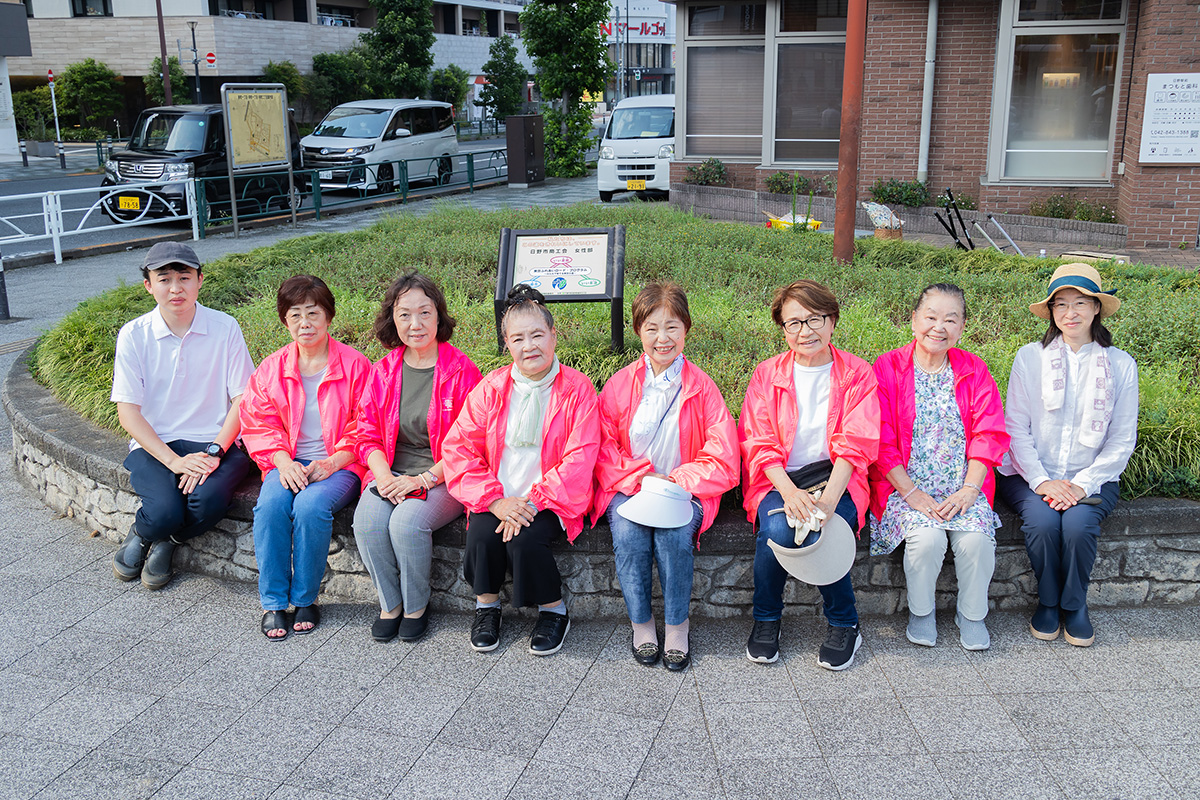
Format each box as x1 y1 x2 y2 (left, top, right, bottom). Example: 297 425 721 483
7 347 1200 617
672 184 1129 251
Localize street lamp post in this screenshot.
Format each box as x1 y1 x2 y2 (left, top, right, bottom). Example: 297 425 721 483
154 0 172 105
187 21 201 103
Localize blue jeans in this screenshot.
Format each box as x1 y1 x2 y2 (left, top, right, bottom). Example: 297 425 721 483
997 474 1119 612
607 493 703 626
253 462 361 611
753 490 859 627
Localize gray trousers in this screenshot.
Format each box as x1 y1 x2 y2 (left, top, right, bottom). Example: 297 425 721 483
352 481 464 613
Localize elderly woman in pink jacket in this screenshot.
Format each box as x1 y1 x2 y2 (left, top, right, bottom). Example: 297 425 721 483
592 282 738 671
869 283 1010 651
442 284 600 657
352 271 482 644
240 275 372 640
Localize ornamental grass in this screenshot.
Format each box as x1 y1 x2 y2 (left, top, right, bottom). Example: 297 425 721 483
31 202 1200 499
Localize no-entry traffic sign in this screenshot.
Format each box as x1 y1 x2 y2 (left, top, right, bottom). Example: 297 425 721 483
205 52 217 67
47 69 53 83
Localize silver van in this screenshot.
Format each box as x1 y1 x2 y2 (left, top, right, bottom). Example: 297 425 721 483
301 99 459 191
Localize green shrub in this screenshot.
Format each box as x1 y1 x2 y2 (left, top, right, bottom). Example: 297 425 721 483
1029 194 1121 225
764 171 809 196
869 177 930 208
1072 199 1120 224
683 157 728 186
30 203 1200 500
934 191 977 211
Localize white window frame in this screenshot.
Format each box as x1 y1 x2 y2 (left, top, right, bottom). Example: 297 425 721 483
985 0 1127 185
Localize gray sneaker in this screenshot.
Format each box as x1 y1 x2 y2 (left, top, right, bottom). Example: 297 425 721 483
955 612 991 651
906 611 937 647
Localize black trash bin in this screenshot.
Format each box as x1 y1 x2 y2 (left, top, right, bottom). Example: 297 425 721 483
506 115 545 188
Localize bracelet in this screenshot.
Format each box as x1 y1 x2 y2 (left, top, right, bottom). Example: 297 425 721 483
419 473 430 490
901 485 919 501
963 480 983 492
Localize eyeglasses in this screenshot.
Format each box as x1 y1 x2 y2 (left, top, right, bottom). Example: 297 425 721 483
1049 299 1096 314
782 315 830 334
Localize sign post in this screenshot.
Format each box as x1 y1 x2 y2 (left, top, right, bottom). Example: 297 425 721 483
47 70 61 142
493 226 626 353
219 83 295 236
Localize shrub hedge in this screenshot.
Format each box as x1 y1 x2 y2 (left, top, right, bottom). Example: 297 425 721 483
31 203 1200 500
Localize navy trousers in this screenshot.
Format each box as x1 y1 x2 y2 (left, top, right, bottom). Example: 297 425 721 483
124 440 251 543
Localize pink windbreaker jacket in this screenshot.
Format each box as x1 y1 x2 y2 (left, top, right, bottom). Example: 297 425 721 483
441 363 601 543
591 356 739 536
355 341 483 490
239 337 372 480
738 345 881 532
868 340 1009 520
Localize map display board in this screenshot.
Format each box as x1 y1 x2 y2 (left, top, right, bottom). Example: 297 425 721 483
1138 73 1200 165
221 84 290 171
494 227 626 352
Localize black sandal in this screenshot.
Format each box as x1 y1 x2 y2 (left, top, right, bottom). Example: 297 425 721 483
293 605 320 635
261 610 291 641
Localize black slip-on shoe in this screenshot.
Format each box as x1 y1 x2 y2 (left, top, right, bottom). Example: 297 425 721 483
396 606 430 642
113 527 150 582
140 539 177 591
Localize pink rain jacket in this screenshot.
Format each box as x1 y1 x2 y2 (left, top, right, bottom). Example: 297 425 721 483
868 340 1009 520
591 357 739 536
442 363 601 543
355 342 483 490
240 337 372 480
738 345 881 532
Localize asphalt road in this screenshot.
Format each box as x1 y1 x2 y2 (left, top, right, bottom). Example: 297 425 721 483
0 139 512 264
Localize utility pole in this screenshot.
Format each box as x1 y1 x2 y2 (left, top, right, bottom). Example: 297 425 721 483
155 0 172 105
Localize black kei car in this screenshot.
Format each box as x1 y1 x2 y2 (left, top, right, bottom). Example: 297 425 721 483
101 104 304 222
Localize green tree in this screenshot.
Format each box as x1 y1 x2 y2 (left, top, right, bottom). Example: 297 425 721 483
146 56 190 106
362 0 435 98
12 87 66 140
479 35 526 120
58 58 123 127
262 60 306 106
519 0 612 177
311 47 374 115
429 64 469 114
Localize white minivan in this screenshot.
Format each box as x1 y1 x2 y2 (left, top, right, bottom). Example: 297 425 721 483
301 99 459 192
597 94 675 202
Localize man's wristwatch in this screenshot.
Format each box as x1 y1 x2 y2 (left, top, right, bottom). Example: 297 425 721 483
203 443 226 459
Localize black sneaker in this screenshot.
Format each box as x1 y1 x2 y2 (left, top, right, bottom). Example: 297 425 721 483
112 527 150 581
529 610 570 656
745 619 781 664
817 624 862 671
470 607 502 652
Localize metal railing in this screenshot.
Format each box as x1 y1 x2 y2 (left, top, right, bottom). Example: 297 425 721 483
0 180 199 264
456 119 504 138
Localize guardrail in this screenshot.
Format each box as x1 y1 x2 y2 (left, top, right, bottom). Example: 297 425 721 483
0 180 199 264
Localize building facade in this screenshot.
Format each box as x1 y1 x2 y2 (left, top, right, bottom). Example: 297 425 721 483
603 0 676 102
668 0 1199 249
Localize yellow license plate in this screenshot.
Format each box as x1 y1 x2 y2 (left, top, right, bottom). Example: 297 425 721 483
626 179 646 190
118 196 140 211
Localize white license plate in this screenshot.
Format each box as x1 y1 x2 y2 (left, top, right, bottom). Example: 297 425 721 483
118 196 140 210
626 179 646 190
319 170 333 180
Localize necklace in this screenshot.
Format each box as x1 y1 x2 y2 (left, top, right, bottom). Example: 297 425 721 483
914 354 949 375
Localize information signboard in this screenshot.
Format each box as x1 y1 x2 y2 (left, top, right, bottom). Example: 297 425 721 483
1138 73 1200 165
494 226 626 352
222 85 290 171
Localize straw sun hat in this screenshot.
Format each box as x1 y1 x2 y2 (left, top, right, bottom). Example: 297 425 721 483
1029 263 1121 320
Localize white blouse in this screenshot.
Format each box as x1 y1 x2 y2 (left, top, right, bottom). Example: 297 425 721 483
628 355 683 474
999 341 1139 498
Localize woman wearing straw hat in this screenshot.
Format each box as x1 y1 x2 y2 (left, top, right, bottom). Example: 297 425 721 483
997 264 1138 647
868 283 1010 651
592 282 739 671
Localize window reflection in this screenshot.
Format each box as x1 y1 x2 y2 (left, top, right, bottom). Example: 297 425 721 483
775 44 845 160
688 4 766 36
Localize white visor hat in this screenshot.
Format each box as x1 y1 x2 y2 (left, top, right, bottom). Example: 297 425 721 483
616 475 695 529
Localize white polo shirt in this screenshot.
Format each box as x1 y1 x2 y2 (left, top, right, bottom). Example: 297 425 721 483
111 302 255 451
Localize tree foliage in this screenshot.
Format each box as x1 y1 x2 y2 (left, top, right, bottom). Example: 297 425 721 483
519 0 612 177
430 64 469 114
146 56 190 106
362 0 435 98
58 58 123 127
12 87 67 140
262 60 306 106
479 35 527 120
310 47 375 117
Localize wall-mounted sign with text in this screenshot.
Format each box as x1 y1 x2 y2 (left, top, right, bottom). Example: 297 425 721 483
1138 73 1200 165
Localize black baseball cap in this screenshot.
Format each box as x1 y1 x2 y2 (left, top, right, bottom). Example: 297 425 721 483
142 242 202 273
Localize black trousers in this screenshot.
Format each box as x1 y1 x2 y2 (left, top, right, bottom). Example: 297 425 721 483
124 440 251 543
463 509 564 608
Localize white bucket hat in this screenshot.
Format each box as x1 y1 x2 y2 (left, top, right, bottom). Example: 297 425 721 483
767 512 856 586
616 476 694 529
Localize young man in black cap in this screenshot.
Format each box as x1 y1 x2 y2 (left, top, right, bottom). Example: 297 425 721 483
110 242 255 589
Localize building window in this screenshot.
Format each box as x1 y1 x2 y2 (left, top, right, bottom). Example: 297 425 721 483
989 0 1125 182
780 0 846 32
688 4 766 36
775 43 844 161
686 46 765 156
72 0 111 16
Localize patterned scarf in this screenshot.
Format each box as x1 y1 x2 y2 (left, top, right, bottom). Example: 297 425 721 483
1040 336 1113 449
508 357 560 447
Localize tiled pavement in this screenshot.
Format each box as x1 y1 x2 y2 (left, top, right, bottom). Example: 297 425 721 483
3 165 1199 800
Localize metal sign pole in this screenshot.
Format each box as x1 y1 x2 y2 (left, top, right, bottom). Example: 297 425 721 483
222 98 239 237
48 74 61 142
0 254 10 321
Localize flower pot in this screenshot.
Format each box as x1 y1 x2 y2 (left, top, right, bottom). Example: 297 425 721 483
874 228 903 241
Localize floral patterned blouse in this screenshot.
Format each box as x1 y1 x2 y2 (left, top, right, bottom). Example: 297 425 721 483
870 363 1000 556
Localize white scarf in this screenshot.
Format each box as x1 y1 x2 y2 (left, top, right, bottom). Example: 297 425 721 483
1040 336 1113 448
508 357 560 447
629 354 684 459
